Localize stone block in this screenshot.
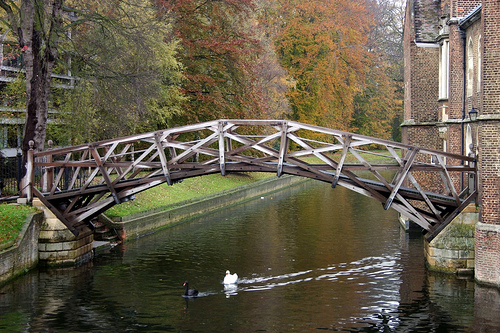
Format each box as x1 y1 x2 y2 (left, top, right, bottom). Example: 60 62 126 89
17 198 28 205
41 218 68 231
61 241 78 251
57 250 69 259
39 229 76 242
39 251 57 261
459 250 473 259
76 235 93 248
45 242 63 252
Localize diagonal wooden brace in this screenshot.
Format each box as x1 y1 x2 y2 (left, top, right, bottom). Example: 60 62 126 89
384 148 418 210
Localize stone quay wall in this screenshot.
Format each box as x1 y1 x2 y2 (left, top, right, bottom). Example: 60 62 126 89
102 175 309 241
0 211 43 286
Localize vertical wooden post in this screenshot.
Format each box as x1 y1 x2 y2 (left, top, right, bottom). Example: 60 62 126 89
218 121 226 176
42 140 53 192
277 121 288 177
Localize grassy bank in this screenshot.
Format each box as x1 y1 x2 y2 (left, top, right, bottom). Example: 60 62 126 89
0 204 38 248
106 172 274 218
102 149 398 218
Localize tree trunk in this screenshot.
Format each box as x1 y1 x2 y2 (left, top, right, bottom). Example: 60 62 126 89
18 0 63 196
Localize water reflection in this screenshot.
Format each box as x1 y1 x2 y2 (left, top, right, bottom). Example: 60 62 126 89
1 180 499 332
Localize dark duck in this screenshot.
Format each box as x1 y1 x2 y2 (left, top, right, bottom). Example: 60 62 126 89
183 281 199 297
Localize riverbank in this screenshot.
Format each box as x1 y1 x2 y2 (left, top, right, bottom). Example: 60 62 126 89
0 211 43 286
97 174 308 243
104 172 275 218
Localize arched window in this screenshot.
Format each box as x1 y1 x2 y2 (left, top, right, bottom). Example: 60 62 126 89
477 35 482 92
467 37 473 96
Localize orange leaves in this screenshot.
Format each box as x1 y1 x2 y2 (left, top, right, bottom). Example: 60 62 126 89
275 0 375 130
171 0 265 122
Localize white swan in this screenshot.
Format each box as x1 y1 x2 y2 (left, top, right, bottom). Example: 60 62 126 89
223 270 238 284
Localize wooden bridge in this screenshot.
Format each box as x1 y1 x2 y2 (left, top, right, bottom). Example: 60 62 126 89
28 119 477 241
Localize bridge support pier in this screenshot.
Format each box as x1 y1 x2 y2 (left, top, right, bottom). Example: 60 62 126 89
33 199 94 267
424 204 478 275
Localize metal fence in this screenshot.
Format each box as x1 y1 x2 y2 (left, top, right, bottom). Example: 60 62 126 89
0 152 94 198
0 154 22 197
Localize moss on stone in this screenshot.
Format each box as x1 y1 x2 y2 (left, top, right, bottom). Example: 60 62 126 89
432 224 475 250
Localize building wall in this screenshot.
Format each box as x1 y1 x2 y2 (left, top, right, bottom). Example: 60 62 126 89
476 0 500 287
404 0 500 285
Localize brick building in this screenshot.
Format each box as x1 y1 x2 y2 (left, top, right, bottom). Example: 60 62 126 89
404 0 500 287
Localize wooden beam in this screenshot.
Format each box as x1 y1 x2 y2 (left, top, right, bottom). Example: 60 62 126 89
218 121 226 176
277 122 288 177
154 132 172 185
333 135 351 188
384 148 418 210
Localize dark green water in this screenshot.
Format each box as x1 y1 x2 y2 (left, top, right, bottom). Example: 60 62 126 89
1 180 499 332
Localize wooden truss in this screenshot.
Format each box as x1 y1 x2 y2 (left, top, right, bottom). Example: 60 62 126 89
29 119 476 241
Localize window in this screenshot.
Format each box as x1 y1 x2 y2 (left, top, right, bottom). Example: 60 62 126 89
477 35 482 91
467 38 474 96
439 40 449 100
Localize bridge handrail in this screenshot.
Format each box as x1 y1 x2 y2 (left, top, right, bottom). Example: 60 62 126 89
33 119 476 163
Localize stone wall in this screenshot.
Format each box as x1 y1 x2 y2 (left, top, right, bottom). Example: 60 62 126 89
102 175 308 241
33 199 94 267
475 0 500 287
425 204 477 274
0 211 43 286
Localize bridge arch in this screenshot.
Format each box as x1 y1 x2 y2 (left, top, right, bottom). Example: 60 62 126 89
29 119 476 241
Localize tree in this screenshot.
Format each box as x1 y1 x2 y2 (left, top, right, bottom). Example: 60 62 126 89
0 0 65 197
253 0 293 119
0 0 64 176
353 0 405 141
274 0 374 132
161 0 266 123
60 0 185 142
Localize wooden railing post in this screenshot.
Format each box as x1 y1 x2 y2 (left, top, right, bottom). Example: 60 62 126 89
26 140 34 202
41 140 53 192
218 121 226 176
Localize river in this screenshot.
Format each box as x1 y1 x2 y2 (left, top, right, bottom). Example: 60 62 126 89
1 180 499 332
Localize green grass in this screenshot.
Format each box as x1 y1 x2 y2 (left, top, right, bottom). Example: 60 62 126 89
302 149 401 164
0 204 39 247
106 150 399 218
106 172 274 218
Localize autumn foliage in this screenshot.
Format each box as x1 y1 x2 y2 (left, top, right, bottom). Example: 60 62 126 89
157 0 266 124
1 0 403 146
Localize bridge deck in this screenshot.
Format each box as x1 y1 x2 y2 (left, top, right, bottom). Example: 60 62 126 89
28 119 477 241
